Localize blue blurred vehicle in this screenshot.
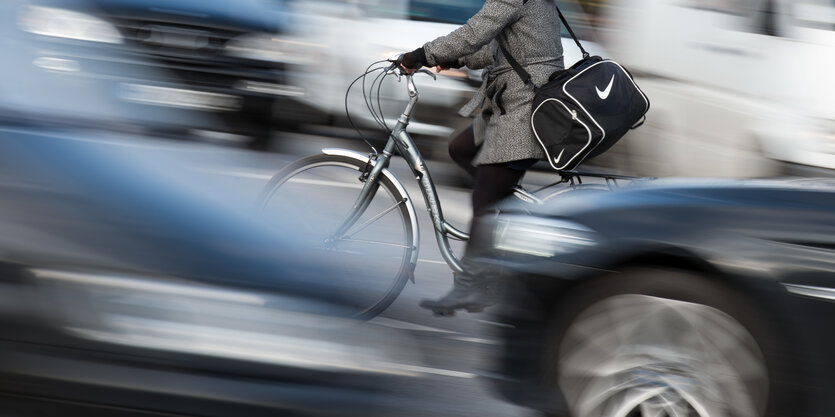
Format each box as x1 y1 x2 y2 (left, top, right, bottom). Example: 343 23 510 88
0 128 425 416
7 0 315 149
0 3 425 414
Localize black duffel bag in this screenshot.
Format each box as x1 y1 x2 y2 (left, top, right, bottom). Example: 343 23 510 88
500 4 649 171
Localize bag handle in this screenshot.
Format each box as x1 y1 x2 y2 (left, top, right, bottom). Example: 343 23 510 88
499 1 590 89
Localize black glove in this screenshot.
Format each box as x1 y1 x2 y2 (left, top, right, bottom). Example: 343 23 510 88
400 47 427 70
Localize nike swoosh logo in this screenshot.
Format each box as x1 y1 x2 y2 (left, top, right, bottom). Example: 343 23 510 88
553 149 565 165
596 75 615 100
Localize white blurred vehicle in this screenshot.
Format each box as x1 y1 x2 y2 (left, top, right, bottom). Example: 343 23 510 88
274 0 604 156
279 0 482 145
599 0 835 177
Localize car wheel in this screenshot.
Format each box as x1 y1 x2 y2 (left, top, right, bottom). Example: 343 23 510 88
546 268 777 417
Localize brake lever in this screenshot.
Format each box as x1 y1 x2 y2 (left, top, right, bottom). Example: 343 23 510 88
385 60 403 82
417 68 437 80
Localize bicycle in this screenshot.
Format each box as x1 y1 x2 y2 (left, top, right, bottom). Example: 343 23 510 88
257 60 642 319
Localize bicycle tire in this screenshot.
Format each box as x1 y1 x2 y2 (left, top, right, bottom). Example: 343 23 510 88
257 154 416 320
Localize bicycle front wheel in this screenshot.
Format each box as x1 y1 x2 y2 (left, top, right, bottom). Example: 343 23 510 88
257 154 416 319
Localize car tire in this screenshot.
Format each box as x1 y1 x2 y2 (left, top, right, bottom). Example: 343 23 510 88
542 268 789 417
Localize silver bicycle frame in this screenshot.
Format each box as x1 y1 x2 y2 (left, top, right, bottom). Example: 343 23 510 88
332 70 469 274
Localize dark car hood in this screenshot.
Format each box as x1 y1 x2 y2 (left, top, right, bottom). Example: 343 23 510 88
480 177 835 283
90 0 290 32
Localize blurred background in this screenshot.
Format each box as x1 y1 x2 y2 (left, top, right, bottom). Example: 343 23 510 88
5 0 830 175
0 0 833 415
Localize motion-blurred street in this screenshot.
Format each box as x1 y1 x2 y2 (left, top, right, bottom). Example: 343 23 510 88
3 0 835 415
93 129 537 417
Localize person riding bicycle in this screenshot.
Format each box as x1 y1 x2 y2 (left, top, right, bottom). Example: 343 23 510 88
399 0 564 315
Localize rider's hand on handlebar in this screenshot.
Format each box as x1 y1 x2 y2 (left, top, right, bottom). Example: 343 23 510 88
398 47 426 74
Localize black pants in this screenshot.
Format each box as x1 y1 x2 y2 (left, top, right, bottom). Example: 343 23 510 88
448 126 533 217
448 126 534 260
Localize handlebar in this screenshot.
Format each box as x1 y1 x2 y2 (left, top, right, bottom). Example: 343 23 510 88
386 59 437 81
386 58 437 99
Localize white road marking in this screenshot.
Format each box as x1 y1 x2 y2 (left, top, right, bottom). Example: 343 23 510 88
417 258 448 265
199 169 274 180
392 364 477 379
446 336 499 345
370 317 457 334
196 168 370 190
472 319 516 329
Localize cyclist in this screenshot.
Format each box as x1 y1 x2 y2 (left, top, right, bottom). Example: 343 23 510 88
399 0 564 315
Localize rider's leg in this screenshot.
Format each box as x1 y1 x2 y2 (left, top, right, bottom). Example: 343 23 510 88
470 162 530 216
420 162 531 315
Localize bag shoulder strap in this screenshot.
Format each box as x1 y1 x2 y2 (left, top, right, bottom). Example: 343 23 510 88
497 36 533 87
556 5 589 59
500 1 590 89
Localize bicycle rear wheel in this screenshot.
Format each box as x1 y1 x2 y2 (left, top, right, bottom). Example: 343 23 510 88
257 154 416 319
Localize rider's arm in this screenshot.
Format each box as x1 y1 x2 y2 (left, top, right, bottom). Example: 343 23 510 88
402 42 493 71
458 42 496 70
422 0 523 67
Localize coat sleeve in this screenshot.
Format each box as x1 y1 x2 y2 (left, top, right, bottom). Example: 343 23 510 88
459 42 495 70
422 0 523 67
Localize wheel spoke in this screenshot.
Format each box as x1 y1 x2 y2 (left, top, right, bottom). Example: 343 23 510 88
605 386 667 417
343 198 408 240
639 401 666 417
339 237 411 249
257 155 416 320
559 292 768 417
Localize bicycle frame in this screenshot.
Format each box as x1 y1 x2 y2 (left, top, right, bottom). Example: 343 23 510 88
320 67 651 276
333 70 469 274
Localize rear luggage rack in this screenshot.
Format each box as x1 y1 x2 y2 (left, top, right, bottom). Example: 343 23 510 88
557 170 655 188
513 170 657 205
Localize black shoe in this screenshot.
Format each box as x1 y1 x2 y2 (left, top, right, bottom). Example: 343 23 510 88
419 273 496 316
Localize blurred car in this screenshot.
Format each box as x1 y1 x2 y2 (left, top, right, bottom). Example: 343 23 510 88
7 0 309 149
278 0 605 158
279 0 481 145
0 124 430 417
0 5 428 413
469 177 835 417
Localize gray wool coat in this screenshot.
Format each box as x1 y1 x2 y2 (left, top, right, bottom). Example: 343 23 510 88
423 0 564 165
